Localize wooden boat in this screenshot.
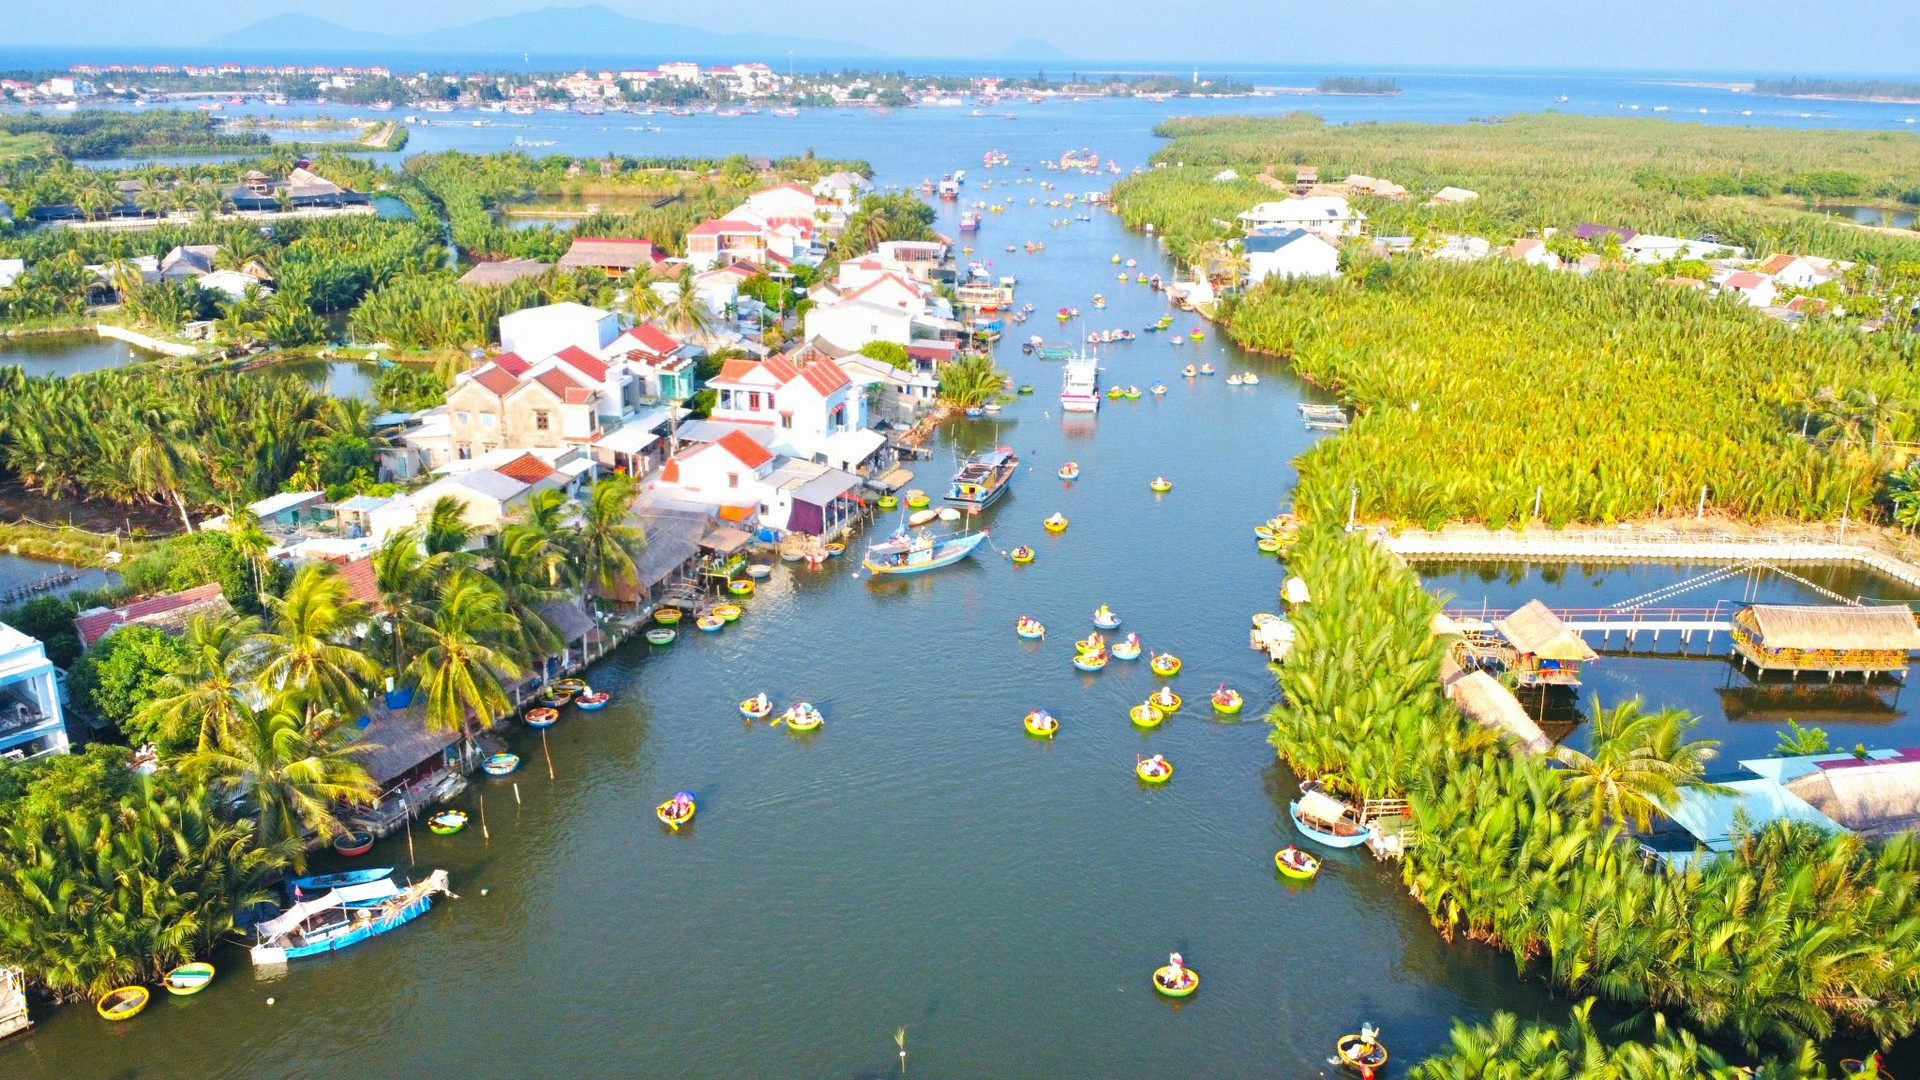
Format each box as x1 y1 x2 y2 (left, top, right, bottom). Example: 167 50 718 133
483 753 520 776
251 870 452 965
656 793 696 829
333 828 375 857
697 615 726 633
1130 703 1165 728
97 986 149 1020
907 509 941 527
862 527 989 576
654 608 683 625
289 867 394 896
1136 755 1172 783
1043 514 1068 533
1152 965 1197 998
1016 618 1046 640
163 962 215 996
824 543 846 557
1336 1028 1388 1075
1024 709 1058 737
1257 537 1283 554
1291 788 1374 849
1149 653 1182 677
1150 688 1182 713
1093 606 1121 629
646 628 677 645
576 691 609 710
428 810 468 835
727 579 754 596
526 707 560 728
1213 688 1244 714
1275 846 1319 881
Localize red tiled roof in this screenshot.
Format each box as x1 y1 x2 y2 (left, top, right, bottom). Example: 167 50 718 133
473 365 522 397
630 324 680 355
715 430 773 468
552 345 609 383
335 556 379 605
492 351 531 376
1723 271 1768 290
713 358 766 385
798 356 850 396
689 218 763 237
1757 253 1800 275
75 582 228 647
533 366 593 404
840 273 919 307
496 452 556 484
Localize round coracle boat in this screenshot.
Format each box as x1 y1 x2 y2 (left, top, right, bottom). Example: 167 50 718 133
1150 653 1182 677
1149 689 1182 713
657 794 696 828
1076 632 1106 654
1058 463 1080 480
746 563 774 578
576 691 610 709
1130 703 1165 728
97 986 150 1021
783 704 824 731
163 962 215 996
1044 514 1069 532
1092 607 1121 630
1136 755 1172 783
1336 1032 1388 1074
1073 650 1109 672
333 828 375 857
1011 546 1035 564
876 495 898 510
1152 965 1197 998
482 753 520 776
526 707 560 727
1213 688 1244 714
1024 710 1058 737
1110 636 1142 660
740 695 773 719
1017 618 1046 640
654 608 683 625
429 810 468 835
905 490 930 509
697 615 726 633
727 579 754 596
1275 846 1320 881
645 628 677 645
712 604 743 622
1149 477 1172 493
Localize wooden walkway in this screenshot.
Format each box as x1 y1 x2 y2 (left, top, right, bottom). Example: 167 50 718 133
1377 528 1920 589
1446 603 1733 643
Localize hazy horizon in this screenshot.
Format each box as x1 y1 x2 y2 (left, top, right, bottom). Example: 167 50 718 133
6 0 1918 76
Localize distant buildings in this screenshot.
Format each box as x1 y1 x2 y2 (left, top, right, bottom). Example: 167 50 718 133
1242 230 1340 283
1236 196 1366 238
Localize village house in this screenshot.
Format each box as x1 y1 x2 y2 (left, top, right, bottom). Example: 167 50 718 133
1236 195 1366 238
1716 270 1778 308
812 170 875 213
742 183 827 223
443 356 606 461
74 583 231 653
1241 230 1341 283
803 262 959 351
556 237 668 278
600 323 702 403
457 258 553 287
411 462 550 534
1342 174 1408 199
0 622 68 760
498 301 621 361
1507 237 1563 269
653 430 778 517
1622 235 1744 265
1427 186 1479 206
1756 252 1843 290
705 349 863 446
686 217 771 271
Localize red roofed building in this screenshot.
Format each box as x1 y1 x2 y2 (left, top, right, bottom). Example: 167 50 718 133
602 324 701 401
557 237 668 277
446 355 608 460
74 583 231 650
495 452 558 485
655 429 776 514
1718 270 1778 308
687 218 770 271
706 347 860 444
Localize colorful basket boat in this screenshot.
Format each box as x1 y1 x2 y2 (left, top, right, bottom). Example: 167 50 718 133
1150 654 1182 677
1152 966 1197 998
697 615 725 633
1136 757 1172 783
483 753 521 776
576 691 610 710
727 579 754 596
654 608 683 625
657 794 696 829
740 696 773 719
428 810 468 835
1130 703 1165 728
526 707 560 728
1149 690 1182 713
713 604 743 622
333 828 375 857
1024 710 1058 737
1212 689 1244 714
1275 847 1320 881
96 986 150 1021
645 628 676 645
163 962 215 996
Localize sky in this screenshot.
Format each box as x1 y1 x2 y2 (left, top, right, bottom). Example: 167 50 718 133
8 0 1920 75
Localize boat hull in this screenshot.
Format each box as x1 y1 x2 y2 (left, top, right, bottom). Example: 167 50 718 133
862 531 989 575
250 891 438 965
1290 801 1374 849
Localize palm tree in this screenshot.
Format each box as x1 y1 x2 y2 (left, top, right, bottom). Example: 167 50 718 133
936 354 1009 409
1772 720 1830 756
124 406 200 532
666 265 714 338
577 473 645 604
368 526 441 678
407 571 525 736
508 487 578 588
1554 697 1722 831
137 611 261 750
227 508 275 602
620 264 665 322
252 562 377 720
180 693 376 868
102 258 145 303
424 494 476 556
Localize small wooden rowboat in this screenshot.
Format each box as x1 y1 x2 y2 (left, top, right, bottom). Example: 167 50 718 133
332 828 375 857
163 962 215 996
97 986 150 1020
575 691 609 710
526 707 560 727
428 810 468 835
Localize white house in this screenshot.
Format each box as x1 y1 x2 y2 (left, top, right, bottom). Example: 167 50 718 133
1756 253 1840 289
743 183 825 222
0 621 68 759
541 344 638 419
1717 270 1779 308
1624 235 1745 265
803 270 956 351
1236 196 1366 238
1508 238 1563 269
1242 230 1340 284
705 350 862 451
812 171 873 214
654 430 777 515
499 302 621 360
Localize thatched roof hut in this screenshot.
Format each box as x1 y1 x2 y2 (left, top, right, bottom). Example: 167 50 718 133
1733 604 1920 677
1785 749 1920 838
1492 600 1596 688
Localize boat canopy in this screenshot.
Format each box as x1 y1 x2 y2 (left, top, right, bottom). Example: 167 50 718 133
255 878 401 938
1297 790 1353 826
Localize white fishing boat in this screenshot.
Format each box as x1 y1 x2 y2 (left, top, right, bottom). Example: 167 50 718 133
1060 353 1100 414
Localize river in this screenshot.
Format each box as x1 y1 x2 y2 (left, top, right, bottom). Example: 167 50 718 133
6 88 1919 1079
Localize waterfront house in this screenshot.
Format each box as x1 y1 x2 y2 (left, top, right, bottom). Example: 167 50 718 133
458 258 554 287
1236 196 1366 238
498 301 621 362
765 459 865 538
346 707 478 837
705 349 863 451
0 621 68 760
1729 604 1920 679
804 267 959 350
74 583 230 652
1755 252 1842 290
653 430 777 517
1639 757 1849 870
601 323 701 403
1779 748 1920 838
1490 600 1597 689
743 183 827 222
686 217 772 271
444 357 607 460
556 237 667 277
1438 649 1550 754
1242 230 1340 283
411 467 539 533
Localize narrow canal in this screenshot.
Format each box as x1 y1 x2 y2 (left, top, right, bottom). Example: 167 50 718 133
8 102 1919 1079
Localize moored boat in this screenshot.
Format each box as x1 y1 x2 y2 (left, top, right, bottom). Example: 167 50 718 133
1060 352 1100 413
747 563 774 578
654 608 683 625
526 707 560 727
540 687 575 707
483 753 520 776
333 828 375 857
289 867 395 897
727 579 755 596
429 810 468 835
1291 787 1374 849
250 869 453 965
576 690 610 709
163 962 215 996
97 986 149 1020
945 447 1019 508
697 615 726 632
713 604 743 622
862 527 989 575
645 628 677 645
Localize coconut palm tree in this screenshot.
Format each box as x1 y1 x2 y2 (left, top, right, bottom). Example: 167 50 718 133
179 692 376 868
1554 697 1722 831
935 354 1009 409
124 406 200 532
620 264 666 322
577 473 645 604
137 611 262 750
424 494 477 556
407 571 524 736
367 526 442 678
665 265 714 338
251 562 377 720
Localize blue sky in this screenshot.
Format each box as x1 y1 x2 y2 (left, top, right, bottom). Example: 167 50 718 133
11 0 1920 74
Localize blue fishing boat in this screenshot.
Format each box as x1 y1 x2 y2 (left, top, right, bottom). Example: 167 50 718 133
287 867 394 898
862 527 990 576
250 870 453 965
1290 789 1375 849
945 447 1019 508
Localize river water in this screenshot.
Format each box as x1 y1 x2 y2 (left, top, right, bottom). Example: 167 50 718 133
7 88 1920 1079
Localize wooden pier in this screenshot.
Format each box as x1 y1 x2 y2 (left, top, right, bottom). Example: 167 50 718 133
1377 527 1920 589
0 967 28 1041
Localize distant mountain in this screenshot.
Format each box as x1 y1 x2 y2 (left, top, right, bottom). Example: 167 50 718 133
209 4 884 60
1000 38 1072 62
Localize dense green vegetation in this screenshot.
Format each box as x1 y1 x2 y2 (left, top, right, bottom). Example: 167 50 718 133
1220 259 1915 527
1411 1001 1834 1080
1754 78 1920 102
0 110 273 160
1274 527 1920 1058
1318 76 1401 95
1114 113 1920 268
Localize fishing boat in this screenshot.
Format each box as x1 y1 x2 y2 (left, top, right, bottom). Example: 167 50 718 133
1136 754 1172 782
1130 703 1165 728
740 693 773 719
526 707 559 728
945 447 1019 508
645 628 677 645
657 792 696 829
1058 462 1080 480
698 615 726 632
290 867 395 897
163 962 216 996
483 753 520 776
1291 787 1374 849
1150 687 1182 713
97 986 149 1020
1077 632 1106 654
576 690 610 709
1111 634 1142 660
1010 546 1035 564
1073 649 1109 672
1093 605 1121 630
250 869 453 965
862 526 989 575
1275 846 1319 881
1024 709 1058 737
1149 477 1172 493
1212 687 1244 714
1060 353 1100 413
333 828 375 857
781 703 824 731
959 211 981 232
428 811 468 835
1336 1027 1388 1076
1198 364 1215 375
1016 616 1046 639
1044 513 1069 532
1152 962 1198 998
1149 652 1182 677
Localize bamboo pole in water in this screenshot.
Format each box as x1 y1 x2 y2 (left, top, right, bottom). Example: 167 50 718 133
542 729 555 780
479 795 489 842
